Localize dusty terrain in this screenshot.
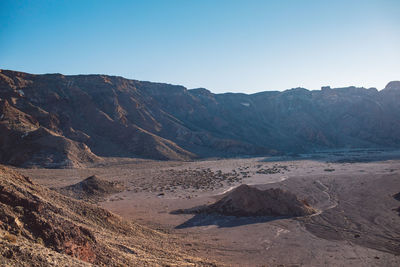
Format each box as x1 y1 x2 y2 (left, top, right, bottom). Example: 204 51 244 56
16 150 400 266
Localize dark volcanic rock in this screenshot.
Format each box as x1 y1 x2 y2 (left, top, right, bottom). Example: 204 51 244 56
1 69 400 167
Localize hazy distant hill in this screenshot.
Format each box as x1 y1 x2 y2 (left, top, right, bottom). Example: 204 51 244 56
1 69 399 167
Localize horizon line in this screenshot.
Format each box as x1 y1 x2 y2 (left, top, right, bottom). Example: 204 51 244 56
1 68 397 94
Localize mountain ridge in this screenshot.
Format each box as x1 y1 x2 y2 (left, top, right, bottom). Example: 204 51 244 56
1 69 399 167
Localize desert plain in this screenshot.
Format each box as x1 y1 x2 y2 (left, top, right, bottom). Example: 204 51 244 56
15 149 400 266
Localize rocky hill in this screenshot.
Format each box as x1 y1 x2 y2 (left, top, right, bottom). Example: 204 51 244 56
212 184 316 217
57 175 125 202
1 69 399 167
174 184 316 217
0 165 213 266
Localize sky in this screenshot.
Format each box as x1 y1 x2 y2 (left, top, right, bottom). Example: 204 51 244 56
1 0 399 93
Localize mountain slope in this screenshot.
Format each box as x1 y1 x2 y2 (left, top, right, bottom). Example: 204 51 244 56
0 165 213 266
1 69 399 167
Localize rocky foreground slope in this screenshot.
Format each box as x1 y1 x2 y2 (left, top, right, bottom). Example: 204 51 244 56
1 69 399 167
0 165 214 266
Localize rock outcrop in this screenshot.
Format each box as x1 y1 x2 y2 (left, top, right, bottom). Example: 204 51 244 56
174 184 316 217
205 184 316 217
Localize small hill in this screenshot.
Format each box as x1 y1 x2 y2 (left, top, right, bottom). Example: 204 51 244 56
57 175 125 202
204 184 316 217
0 165 214 266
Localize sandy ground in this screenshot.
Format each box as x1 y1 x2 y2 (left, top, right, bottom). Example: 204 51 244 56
17 151 400 266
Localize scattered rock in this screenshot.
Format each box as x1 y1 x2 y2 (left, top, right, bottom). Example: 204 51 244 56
138 168 242 193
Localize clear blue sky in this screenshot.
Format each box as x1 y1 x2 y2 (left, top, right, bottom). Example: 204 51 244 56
1 0 399 93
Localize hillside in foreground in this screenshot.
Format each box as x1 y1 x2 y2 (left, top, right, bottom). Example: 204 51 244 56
0 165 214 266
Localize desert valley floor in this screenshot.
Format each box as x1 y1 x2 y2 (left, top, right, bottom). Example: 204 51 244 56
16 150 400 266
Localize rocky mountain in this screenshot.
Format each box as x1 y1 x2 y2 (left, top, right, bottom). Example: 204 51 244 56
1 69 399 167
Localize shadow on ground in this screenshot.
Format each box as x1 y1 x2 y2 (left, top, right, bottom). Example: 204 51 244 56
174 213 288 229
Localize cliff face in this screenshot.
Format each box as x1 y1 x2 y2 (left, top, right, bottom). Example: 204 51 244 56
1 69 399 167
